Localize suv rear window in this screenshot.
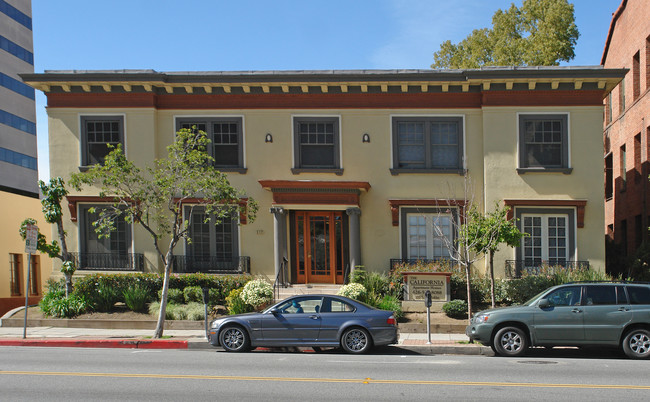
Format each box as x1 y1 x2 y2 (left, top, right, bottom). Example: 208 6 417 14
626 286 650 305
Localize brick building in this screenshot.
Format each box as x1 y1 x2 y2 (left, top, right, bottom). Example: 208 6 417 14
602 0 650 272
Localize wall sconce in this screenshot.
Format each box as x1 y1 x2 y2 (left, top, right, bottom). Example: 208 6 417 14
265 133 273 143
362 133 370 143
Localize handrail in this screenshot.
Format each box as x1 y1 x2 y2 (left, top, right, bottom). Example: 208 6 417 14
274 257 289 302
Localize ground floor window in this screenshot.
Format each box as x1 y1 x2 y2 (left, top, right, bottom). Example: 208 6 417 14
9 253 22 296
515 208 576 267
80 205 131 254
400 208 455 260
185 206 239 261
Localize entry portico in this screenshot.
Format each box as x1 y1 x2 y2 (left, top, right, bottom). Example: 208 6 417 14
261 180 370 284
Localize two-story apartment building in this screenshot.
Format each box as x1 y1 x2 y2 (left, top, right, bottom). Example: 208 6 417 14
21 67 624 284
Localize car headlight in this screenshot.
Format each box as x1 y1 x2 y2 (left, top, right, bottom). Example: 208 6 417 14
210 320 222 329
473 313 490 324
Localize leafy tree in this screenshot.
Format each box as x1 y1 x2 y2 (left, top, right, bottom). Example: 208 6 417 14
70 128 258 338
432 0 579 68
464 203 524 308
19 178 76 296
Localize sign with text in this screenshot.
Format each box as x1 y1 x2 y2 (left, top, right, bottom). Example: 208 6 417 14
403 272 451 302
25 224 38 254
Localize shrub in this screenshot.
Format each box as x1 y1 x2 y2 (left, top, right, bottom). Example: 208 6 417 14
376 295 403 320
158 288 184 304
348 268 366 284
39 290 90 318
91 282 120 312
442 299 468 319
123 284 150 313
226 288 254 315
240 279 273 308
183 286 203 303
337 283 367 301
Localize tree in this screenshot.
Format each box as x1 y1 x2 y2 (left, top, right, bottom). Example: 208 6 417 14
19 178 76 296
464 203 524 308
433 174 491 321
70 128 258 338
432 0 579 68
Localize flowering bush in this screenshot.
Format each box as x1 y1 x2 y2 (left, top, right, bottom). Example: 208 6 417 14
240 279 273 307
337 283 367 301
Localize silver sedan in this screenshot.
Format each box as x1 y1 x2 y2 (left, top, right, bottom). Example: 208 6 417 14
208 294 398 354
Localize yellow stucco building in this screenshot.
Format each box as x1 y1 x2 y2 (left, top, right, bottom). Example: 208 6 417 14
22 67 624 285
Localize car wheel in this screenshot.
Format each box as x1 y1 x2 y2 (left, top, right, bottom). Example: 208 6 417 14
219 325 250 353
341 327 372 354
622 329 650 359
493 326 528 357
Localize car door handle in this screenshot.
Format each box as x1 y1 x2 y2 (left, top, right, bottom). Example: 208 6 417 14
309 315 320 320
618 307 630 311
571 308 583 313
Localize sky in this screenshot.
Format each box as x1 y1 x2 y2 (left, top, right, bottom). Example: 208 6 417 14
31 0 622 180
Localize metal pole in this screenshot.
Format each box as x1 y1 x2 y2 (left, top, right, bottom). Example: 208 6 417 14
426 304 431 345
204 302 209 340
23 253 31 339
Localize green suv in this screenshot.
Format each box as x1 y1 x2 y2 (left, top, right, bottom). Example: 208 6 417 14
466 282 650 359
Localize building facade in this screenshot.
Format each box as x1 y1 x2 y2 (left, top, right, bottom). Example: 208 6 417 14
0 0 50 315
602 0 650 270
22 67 624 284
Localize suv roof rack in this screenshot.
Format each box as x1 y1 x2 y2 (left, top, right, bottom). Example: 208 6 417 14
566 280 650 285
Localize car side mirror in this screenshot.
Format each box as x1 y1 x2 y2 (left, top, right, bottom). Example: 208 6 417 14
538 299 550 308
270 308 280 315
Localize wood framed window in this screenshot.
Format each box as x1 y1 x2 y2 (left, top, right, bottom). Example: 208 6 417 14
176 117 245 172
518 114 571 173
80 116 124 166
292 117 341 174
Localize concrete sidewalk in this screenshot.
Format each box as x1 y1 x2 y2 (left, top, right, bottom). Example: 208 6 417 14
0 326 489 355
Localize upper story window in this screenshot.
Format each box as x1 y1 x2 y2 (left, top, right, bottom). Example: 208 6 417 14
176 117 245 172
391 116 463 174
81 116 124 167
293 117 341 174
518 114 570 173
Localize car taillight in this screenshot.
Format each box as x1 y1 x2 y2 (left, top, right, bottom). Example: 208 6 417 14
386 315 396 326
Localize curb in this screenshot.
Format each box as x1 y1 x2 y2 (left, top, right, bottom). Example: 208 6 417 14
0 338 189 349
0 338 491 355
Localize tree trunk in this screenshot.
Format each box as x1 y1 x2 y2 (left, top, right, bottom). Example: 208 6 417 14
464 262 473 322
56 218 74 297
153 250 173 338
489 251 496 309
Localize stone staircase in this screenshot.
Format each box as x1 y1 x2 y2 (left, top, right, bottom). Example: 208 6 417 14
274 284 342 301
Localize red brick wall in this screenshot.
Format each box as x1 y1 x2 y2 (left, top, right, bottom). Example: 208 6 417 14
603 0 650 255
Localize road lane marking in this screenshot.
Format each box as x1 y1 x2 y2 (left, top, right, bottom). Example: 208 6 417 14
1 370 650 390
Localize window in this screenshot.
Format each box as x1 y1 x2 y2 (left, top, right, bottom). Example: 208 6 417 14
293 117 340 172
522 214 568 267
606 92 612 124
545 286 581 307
635 214 643 249
633 51 640 100
620 219 628 256
518 114 569 171
605 153 613 200
620 144 627 191
277 296 323 314
400 208 455 260
29 255 40 296
392 117 463 173
176 117 244 170
619 78 626 114
185 206 238 261
627 286 650 305
515 208 576 267
322 297 355 313
584 286 616 305
81 116 124 166
646 36 650 90
634 133 642 183
80 205 131 255
9 253 22 296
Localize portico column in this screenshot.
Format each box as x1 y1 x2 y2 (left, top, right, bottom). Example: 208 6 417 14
270 207 287 283
346 207 361 274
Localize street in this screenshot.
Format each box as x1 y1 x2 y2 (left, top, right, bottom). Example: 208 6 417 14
0 346 648 401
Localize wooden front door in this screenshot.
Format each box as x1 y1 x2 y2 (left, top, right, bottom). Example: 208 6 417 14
293 211 346 284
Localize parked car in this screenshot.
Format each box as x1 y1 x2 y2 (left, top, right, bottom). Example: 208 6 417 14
466 282 650 359
208 294 398 354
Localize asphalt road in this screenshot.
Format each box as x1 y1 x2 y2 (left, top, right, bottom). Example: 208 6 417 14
0 346 648 401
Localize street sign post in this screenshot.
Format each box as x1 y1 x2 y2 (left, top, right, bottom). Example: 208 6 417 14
424 290 432 345
23 224 38 339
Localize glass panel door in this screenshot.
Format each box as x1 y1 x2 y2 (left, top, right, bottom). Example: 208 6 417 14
294 211 345 284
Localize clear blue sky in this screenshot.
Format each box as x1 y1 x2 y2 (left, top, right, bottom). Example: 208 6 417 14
32 0 622 180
